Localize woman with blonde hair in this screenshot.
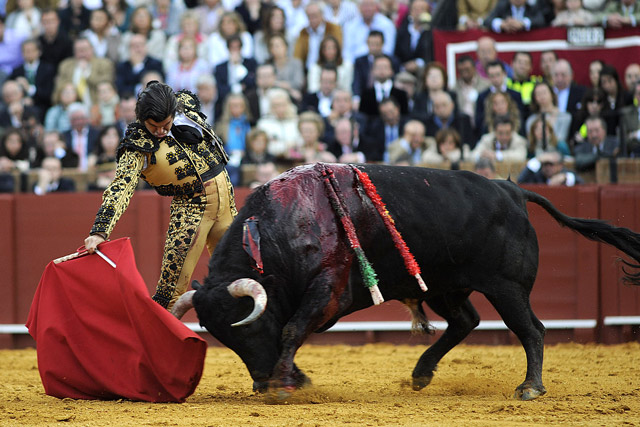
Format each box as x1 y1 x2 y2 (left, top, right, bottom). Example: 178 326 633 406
256 88 301 159
480 91 522 137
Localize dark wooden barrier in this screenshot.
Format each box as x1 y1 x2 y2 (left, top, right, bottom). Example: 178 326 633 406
1 184 639 348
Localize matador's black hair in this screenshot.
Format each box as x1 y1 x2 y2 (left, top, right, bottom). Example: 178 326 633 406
135 81 178 123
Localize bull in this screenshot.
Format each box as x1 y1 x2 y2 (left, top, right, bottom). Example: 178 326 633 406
173 163 640 401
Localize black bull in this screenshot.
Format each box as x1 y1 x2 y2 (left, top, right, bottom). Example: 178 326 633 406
174 163 640 401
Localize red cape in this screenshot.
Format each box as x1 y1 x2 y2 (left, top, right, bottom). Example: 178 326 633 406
26 237 207 403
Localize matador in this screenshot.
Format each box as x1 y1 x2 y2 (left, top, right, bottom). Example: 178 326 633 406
84 82 237 310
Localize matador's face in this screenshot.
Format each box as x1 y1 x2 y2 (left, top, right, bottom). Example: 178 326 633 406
144 116 174 139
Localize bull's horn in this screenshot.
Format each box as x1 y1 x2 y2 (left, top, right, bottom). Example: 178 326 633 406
171 290 195 320
227 278 267 327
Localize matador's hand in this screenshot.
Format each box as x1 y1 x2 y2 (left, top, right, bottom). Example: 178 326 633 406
84 234 105 254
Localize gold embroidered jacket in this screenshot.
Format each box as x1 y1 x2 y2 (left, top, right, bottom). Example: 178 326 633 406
90 91 228 237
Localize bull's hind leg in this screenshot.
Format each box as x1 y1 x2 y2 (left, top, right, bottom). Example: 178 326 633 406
484 285 546 400
413 291 479 390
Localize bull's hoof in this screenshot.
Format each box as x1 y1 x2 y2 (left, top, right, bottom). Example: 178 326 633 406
265 385 296 404
412 373 434 391
253 380 268 393
514 384 547 401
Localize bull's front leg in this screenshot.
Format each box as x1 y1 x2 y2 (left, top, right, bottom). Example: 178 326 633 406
266 271 350 402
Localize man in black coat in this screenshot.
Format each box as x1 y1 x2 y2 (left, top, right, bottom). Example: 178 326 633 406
359 54 408 117
38 9 74 71
115 34 164 96
484 0 547 33
9 38 56 120
361 96 409 162
214 35 257 109
552 58 586 117
299 66 337 118
422 91 475 149
394 0 432 75
33 156 77 195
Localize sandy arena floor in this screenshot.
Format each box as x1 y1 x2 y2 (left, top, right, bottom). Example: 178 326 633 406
2 342 639 426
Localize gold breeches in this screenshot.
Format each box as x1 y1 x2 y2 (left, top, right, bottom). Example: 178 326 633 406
151 170 237 310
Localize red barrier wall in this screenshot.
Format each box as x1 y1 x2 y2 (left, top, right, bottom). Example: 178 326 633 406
1 185 639 348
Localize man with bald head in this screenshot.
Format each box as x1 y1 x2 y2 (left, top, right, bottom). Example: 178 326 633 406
294 1 342 70
475 36 513 79
422 91 475 148
552 59 585 116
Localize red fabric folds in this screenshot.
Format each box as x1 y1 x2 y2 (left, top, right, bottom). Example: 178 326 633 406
26 237 207 403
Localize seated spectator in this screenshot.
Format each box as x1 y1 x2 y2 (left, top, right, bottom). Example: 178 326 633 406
195 74 219 126
394 0 432 75
118 6 166 62
422 91 474 149
234 0 263 35
323 88 367 143
9 38 55 120
326 117 370 163
245 63 277 121
362 96 409 162
574 115 619 172
307 35 353 94
343 0 397 63
0 127 31 172
33 130 78 169
0 80 40 131
475 60 525 135
359 54 408 117
150 0 185 36
474 156 499 179
216 93 253 185
44 82 79 133
90 80 119 127
214 34 257 109
0 15 27 84
457 0 498 30
527 115 571 158
518 150 583 186
387 119 429 166
293 1 343 72
87 124 119 191
599 64 625 114
394 71 418 113
241 128 275 165
597 0 640 28
472 115 528 162
552 0 596 26
6 0 41 38
412 61 457 119
206 11 253 68
62 102 101 171
162 11 208 72
114 92 137 137
267 33 305 104
300 65 338 118
58 0 91 39
569 87 616 148
38 8 74 72
257 88 301 160
323 0 360 29
379 0 409 27
475 36 513 80
54 36 115 107
194 0 224 37
484 0 546 33
297 111 337 164
623 62 640 105
165 36 213 94
115 33 164 97
552 58 586 116
81 8 121 64
619 80 640 156
103 0 133 33
248 161 280 189
278 0 309 39
525 81 572 146
588 59 604 89
507 52 539 107
254 6 294 65
479 91 523 141
33 156 76 195
454 55 490 130
539 50 557 86
422 127 469 166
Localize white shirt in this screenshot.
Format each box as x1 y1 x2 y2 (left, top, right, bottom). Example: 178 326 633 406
343 13 396 62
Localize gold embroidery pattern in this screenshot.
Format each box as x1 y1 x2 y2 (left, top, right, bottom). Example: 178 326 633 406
91 150 144 236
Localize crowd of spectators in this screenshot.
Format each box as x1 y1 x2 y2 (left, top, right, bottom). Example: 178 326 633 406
1 0 640 194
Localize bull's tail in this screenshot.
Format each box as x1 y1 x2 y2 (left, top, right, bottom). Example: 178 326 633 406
522 188 640 285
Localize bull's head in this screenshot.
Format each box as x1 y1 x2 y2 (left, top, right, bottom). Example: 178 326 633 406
172 278 267 326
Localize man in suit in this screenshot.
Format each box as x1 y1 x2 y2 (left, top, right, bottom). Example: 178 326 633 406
424 91 475 149
475 60 525 133
394 0 432 75
214 34 257 110
244 64 277 122
323 88 368 143
114 93 137 138
484 0 546 33
552 59 586 117
294 1 342 71
33 156 76 195
114 34 163 97
362 96 409 162
619 80 640 156
9 38 55 120
38 9 74 72
62 102 101 171
55 36 114 106
359 54 408 117
455 54 490 129
598 0 640 28
299 65 337 118
574 116 620 172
